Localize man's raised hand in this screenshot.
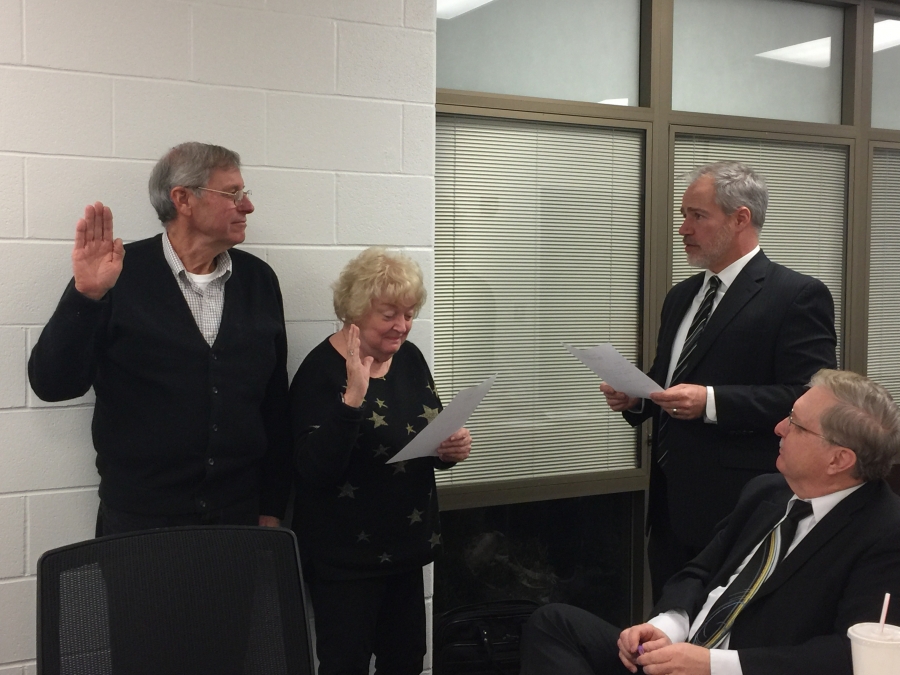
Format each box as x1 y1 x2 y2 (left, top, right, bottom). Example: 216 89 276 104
72 202 124 301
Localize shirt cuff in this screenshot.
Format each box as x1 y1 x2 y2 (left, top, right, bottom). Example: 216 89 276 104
647 610 690 644
704 385 717 423
710 648 742 675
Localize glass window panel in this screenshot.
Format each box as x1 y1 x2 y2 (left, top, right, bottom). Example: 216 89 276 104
672 134 846 365
872 15 900 131
434 115 644 486
867 147 900 399
436 0 640 106
673 0 843 124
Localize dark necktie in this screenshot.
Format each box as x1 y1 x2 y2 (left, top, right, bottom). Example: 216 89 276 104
690 499 814 648
656 277 721 465
670 275 721 386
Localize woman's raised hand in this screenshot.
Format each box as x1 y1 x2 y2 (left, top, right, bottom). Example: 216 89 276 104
342 324 373 408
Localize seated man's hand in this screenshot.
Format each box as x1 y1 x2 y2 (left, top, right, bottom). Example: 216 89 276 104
617 623 671 673
600 383 640 412
650 384 707 421
258 515 280 527
636 642 711 675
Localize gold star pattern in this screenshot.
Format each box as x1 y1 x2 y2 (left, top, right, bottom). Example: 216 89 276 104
369 411 387 428
428 532 442 548
419 405 439 424
405 423 415 435
427 382 437 396
374 444 390 458
375 398 387 409
393 461 407 475
378 552 392 563
408 508 423 525
357 531 371 543
338 482 358 499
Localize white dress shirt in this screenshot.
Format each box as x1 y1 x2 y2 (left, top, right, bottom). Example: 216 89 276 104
664 246 761 422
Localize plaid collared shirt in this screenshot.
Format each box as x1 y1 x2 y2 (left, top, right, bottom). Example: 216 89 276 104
162 232 232 346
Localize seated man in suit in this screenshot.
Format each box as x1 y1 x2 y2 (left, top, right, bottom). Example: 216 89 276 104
522 369 900 675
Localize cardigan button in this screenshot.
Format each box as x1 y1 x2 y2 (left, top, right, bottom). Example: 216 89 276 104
212 424 219 432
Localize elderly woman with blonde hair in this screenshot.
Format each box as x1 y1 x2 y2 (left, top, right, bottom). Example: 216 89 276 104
290 247 471 675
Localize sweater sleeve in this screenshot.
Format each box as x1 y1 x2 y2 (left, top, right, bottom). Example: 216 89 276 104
257 275 293 520
28 279 109 402
291 344 366 486
425 363 455 471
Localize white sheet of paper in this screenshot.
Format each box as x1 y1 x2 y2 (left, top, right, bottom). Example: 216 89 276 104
386 374 497 464
564 343 663 399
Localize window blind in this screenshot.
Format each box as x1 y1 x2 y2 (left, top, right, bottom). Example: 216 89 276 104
672 135 846 364
434 115 644 486
867 147 900 399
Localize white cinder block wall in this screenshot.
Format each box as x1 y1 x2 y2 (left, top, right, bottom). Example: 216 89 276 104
0 0 437 672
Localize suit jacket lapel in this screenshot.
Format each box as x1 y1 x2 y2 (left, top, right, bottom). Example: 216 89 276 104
675 252 768 383
752 482 877 602
708 498 785 591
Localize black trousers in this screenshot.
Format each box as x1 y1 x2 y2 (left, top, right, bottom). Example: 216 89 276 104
520 604 637 675
308 568 426 675
95 499 259 537
647 521 703 603
646 468 703 602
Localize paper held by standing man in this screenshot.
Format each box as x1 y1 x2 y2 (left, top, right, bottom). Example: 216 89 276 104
387 374 497 464
564 343 663 399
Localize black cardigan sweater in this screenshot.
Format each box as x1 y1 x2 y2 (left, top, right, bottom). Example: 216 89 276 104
28 234 292 518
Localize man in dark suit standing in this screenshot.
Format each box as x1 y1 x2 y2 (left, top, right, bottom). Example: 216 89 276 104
601 162 837 599
523 369 900 675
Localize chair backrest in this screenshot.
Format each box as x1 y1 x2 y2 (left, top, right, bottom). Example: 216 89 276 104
37 526 314 675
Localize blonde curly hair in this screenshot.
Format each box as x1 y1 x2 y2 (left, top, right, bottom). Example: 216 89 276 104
332 247 427 324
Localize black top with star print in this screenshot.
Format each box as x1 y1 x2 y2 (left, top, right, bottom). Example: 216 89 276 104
290 338 450 580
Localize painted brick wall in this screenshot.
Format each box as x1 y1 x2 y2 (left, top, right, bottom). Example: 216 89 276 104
0 0 436 671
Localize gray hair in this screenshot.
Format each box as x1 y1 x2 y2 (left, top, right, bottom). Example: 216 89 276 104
148 142 241 224
811 369 900 482
685 161 769 230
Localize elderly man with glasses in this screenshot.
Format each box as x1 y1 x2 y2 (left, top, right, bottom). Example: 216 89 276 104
29 142 291 536
523 369 900 675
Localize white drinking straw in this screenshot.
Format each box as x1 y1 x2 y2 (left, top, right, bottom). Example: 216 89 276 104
879 592 891 633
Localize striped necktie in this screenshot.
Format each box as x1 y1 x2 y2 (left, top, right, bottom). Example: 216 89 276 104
690 499 814 648
670 275 720 386
655 276 721 465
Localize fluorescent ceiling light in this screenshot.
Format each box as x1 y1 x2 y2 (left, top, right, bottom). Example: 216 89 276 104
599 98 629 106
754 21 900 68
756 36 831 68
437 0 498 19
874 19 900 52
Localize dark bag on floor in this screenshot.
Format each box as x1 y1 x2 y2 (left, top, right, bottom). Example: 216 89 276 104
433 599 541 675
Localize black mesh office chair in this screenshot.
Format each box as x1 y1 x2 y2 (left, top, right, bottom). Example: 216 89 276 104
36 526 314 675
